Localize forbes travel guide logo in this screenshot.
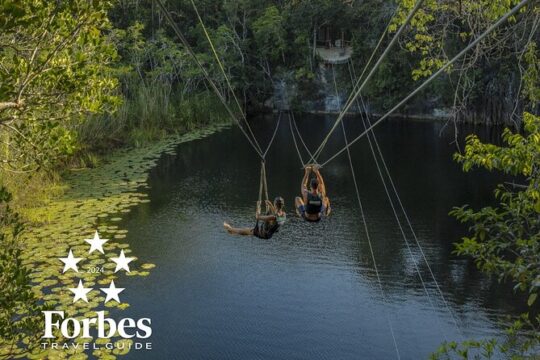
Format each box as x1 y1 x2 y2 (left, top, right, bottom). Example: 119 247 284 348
41 231 152 352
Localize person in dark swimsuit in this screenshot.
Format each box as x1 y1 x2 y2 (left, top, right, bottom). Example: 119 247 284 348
224 197 286 239
295 165 331 222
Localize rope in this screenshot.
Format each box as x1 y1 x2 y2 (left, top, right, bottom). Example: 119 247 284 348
320 0 530 167
263 163 269 201
312 0 425 161
289 112 307 167
332 64 400 359
258 110 282 203
346 61 453 342
259 163 264 202
291 111 318 165
155 0 264 159
262 111 282 159
258 161 269 202
190 0 264 155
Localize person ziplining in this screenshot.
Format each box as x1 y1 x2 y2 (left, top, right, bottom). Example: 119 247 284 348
295 165 331 222
218 116 284 239
224 198 286 239
289 112 332 222
223 160 287 239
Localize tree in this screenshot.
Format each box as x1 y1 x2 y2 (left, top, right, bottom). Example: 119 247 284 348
391 0 539 125
0 0 120 172
252 5 286 63
443 112 540 359
451 111 540 306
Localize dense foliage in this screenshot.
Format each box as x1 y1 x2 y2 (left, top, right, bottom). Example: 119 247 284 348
452 112 540 304
107 0 359 110
0 187 44 356
0 0 120 171
394 0 539 123
1 0 536 172
438 112 540 358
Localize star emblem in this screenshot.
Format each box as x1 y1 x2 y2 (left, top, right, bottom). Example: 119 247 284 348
111 250 135 273
100 280 125 303
59 249 82 273
85 231 109 254
68 280 92 303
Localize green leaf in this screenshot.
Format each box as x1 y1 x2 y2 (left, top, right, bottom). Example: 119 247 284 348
528 293 537 307
534 200 540 214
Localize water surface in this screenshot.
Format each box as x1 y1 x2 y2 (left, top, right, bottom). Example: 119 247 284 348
117 114 522 359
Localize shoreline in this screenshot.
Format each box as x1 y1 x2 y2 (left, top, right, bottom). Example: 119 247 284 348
267 109 514 126
1 121 232 359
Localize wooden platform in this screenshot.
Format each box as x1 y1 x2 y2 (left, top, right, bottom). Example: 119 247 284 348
315 46 353 64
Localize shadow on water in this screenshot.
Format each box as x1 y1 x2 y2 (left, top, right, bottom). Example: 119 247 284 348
115 113 526 359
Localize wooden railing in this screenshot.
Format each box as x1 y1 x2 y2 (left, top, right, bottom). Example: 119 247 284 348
316 40 352 49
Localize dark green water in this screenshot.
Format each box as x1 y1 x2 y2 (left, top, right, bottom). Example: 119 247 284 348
117 114 523 359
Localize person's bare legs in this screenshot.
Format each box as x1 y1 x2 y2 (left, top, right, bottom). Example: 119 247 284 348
295 196 304 217
223 222 254 236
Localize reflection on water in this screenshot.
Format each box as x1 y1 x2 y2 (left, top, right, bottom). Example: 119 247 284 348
116 114 524 359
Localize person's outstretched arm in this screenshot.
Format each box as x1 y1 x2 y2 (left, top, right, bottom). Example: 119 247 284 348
265 200 275 214
301 166 311 202
256 214 277 221
314 167 327 197
255 200 276 221
255 200 262 218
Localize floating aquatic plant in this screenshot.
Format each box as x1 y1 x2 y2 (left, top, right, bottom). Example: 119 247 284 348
0 123 231 359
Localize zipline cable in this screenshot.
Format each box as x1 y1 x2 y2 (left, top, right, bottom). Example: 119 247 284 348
312 0 425 161
320 0 530 167
350 61 465 339
332 64 401 360
155 0 264 158
190 0 264 155
355 94 465 340
344 62 454 342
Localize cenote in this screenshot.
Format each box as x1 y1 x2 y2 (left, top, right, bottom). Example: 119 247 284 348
113 114 523 359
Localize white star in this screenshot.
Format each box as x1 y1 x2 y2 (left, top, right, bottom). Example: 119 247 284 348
110 250 135 273
85 231 109 254
59 249 82 273
100 280 125 303
68 280 92 303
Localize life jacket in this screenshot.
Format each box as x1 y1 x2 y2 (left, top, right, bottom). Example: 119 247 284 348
305 192 323 215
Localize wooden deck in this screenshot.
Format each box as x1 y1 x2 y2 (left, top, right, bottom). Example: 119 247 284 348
315 46 353 64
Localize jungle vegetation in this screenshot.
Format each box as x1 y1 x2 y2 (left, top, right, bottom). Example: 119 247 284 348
1 0 538 175
0 0 538 358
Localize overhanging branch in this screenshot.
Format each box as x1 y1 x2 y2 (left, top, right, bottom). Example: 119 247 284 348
0 101 23 112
